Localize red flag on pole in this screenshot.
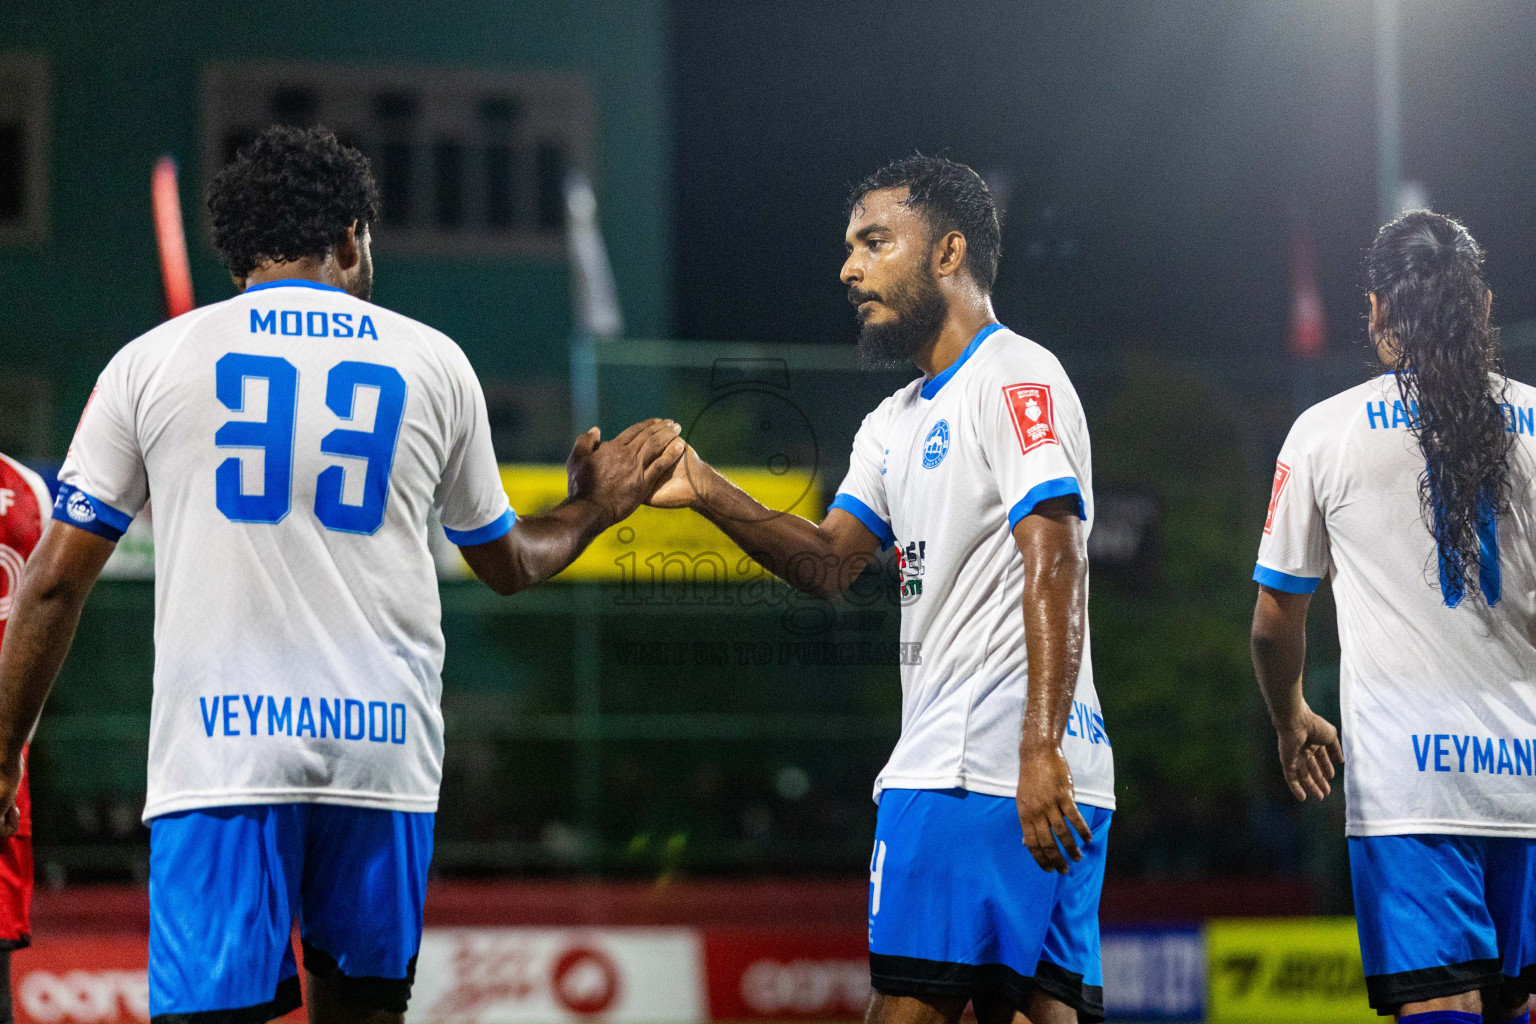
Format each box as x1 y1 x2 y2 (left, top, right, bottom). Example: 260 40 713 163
1289 229 1326 360
152 157 195 320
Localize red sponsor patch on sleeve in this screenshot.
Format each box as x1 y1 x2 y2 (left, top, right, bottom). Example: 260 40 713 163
1003 383 1059 454
1264 461 1291 535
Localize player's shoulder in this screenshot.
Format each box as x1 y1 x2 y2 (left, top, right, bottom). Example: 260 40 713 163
96 304 230 386
967 326 1072 389
869 375 927 422
344 297 473 372
1500 373 1536 406
1286 376 1392 450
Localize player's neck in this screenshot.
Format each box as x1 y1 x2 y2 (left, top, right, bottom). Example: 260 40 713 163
240 256 344 293
916 298 999 380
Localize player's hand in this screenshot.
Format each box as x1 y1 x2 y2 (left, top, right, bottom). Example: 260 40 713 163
1275 704 1343 801
645 443 709 510
1016 743 1091 875
0 759 22 840
567 419 685 526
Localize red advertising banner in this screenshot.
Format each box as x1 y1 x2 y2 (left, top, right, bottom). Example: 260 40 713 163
701 928 867 1021
11 935 304 1024
12 936 148 1024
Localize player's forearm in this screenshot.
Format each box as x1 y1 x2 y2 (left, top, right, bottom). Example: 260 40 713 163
0 563 94 765
690 466 852 599
1251 588 1310 726
1018 540 1087 752
492 497 613 594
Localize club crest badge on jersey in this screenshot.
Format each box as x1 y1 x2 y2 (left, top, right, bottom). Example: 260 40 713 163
64 490 96 524
1264 461 1291 535
1003 383 1058 454
922 420 950 469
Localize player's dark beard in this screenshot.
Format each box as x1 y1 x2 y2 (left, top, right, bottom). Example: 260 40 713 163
851 269 948 369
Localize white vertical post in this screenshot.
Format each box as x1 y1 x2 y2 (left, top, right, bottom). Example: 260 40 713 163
1375 0 1401 226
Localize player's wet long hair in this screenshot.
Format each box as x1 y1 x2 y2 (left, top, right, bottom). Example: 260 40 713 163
1366 211 1509 605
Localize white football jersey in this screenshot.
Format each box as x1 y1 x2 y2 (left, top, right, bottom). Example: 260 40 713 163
1257 373 1536 837
832 324 1115 809
57 280 513 820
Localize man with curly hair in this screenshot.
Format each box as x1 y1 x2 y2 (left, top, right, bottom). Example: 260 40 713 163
0 125 683 1024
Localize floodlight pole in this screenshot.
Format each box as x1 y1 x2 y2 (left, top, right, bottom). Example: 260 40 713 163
1375 0 1401 226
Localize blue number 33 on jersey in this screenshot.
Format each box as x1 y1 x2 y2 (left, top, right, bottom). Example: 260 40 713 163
214 353 407 535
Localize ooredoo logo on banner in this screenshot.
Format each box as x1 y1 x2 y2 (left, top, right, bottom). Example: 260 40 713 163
406 928 705 1024
12 937 149 1024
700 929 868 1020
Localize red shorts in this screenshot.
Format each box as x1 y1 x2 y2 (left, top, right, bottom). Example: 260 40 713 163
0 750 33 948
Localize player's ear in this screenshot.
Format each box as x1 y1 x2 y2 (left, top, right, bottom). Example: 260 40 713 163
1368 291 1387 334
333 222 361 272
934 230 967 280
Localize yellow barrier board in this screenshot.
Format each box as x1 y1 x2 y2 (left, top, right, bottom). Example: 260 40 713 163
496 464 823 582
1207 917 1375 1023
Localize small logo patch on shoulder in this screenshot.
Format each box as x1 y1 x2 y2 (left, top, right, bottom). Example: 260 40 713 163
1003 383 1058 454
1264 462 1291 535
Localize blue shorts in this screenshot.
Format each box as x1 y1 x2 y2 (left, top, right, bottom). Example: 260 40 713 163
148 803 434 1023
868 788 1112 1022
1350 833 1536 1014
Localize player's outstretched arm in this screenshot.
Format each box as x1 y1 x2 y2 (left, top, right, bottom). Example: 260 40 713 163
0 522 116 837
1012 496 1095 875
646 445 882 600
1251 585 1342 802
459 419 685 595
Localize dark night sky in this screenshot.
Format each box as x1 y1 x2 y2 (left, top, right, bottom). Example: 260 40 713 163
670 0 1536 365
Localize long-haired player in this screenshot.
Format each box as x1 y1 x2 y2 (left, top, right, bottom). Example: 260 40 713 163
1252 211 1536 1023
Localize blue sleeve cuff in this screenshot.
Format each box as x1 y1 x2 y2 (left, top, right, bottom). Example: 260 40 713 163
444 507 516 547
51 483 133 542
1007 477 1086 531
829 492 895 551
1253 563 1322 594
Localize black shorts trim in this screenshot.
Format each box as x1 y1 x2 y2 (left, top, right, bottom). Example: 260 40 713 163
1365 958 1503 1014
870 952 1105 1023
0 935 29 952
303 940 418 1014
150 973 301 1024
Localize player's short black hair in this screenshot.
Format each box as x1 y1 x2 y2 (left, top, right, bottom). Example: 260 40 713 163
849 155 1001 292
206 125 380 278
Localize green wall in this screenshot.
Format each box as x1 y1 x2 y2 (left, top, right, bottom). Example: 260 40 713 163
0 0 671 453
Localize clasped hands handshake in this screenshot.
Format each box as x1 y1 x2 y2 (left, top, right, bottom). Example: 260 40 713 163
564 417 714 527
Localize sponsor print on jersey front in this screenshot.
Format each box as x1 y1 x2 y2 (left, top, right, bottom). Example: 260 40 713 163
832 325 1113 808
896 540 925 599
